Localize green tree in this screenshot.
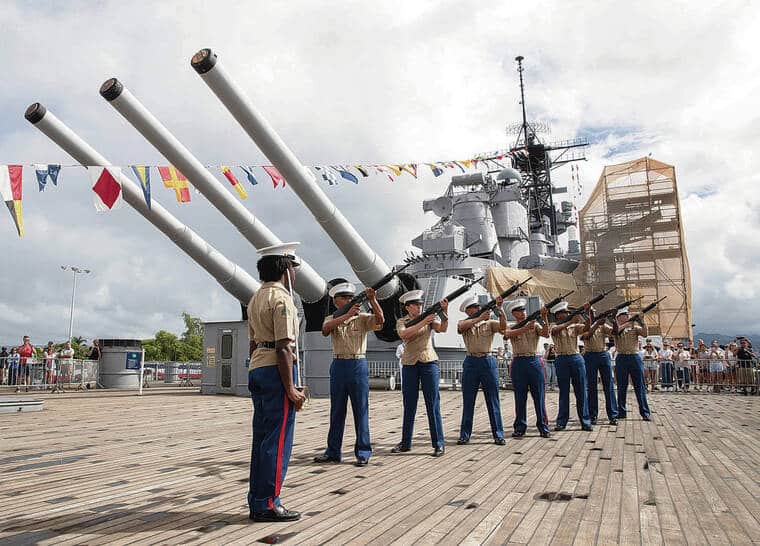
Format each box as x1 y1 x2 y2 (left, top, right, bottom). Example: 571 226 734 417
142 313 204 362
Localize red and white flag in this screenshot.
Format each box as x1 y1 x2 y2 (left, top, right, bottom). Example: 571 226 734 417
88 167 123 211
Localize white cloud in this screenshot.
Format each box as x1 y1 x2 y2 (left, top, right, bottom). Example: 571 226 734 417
1 0 758 345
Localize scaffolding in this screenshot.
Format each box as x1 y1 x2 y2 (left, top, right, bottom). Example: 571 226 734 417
578 157 692 340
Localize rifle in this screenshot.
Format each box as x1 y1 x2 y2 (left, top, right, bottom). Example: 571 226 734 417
510 290 575 330
332 263 411 318
404 276 484 327
475 277 532 316
628 296 667 323
556 286 617 325
592 295 644 323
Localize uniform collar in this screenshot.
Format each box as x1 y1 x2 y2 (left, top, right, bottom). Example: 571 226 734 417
262 281 290 294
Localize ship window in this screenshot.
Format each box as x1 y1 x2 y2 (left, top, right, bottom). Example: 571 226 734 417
221 334 233 359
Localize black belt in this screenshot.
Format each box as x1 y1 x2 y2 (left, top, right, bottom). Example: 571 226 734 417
256 341 276 349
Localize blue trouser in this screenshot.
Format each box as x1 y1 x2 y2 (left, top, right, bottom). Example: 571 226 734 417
511 356 550 435
584 351 618 421
660 360 674 388
401 361 444 448
555 354 591 428
325 358 371 460
615 354 651 419
247 365 296 514
458 356 504 442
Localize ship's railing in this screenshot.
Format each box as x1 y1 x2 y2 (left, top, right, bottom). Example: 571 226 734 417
624 357 760 393
142 361 202 386
367 358 513 390
0 357 99 392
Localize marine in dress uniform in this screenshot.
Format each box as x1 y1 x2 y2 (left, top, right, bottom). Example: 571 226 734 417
393 290 448 457
314 283 384 467
582 308 618 425
246 242 306 523
456 295 507 445
502 299 551 438
550 302 593 432
612 308 651 421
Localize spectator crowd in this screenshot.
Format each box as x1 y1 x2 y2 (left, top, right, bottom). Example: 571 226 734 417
0 335 101 390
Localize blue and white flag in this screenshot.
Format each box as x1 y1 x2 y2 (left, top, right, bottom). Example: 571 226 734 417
315 166 339 186
336 166 359 184
34 164 61 191
130 165 151 210
240 166 258 186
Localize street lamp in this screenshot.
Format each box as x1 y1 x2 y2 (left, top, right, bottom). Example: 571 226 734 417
60 266 91 342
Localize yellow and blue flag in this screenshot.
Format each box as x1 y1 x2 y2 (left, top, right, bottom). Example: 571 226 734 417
131 165 151 210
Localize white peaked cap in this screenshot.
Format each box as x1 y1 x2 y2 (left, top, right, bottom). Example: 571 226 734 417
616 307 629 317
550 301 569 314
257 242 301 267
506 298 527 314
329 282 356 298
459 296 479 313
400 289 424 304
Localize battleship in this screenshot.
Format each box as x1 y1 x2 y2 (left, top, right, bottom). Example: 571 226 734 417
26 52 587 397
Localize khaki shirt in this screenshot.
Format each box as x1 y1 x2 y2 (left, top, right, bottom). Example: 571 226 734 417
247 282 299 369
461 320 501 354
614 324 644 355
397 316 439 365
508 322 543 355
584 323 612 352
551 323 586 355
325 313 381 356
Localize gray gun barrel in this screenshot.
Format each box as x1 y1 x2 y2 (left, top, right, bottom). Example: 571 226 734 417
190 48 398 300
99 78 327 304
24 103 260 305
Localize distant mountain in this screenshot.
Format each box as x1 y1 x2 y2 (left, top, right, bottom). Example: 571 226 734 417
695 332 758 345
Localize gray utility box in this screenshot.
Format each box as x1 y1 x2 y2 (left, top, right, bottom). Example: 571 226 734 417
99 339 143 389
201 321 250 396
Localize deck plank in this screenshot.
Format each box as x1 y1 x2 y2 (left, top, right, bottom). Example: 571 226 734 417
0 388 757 545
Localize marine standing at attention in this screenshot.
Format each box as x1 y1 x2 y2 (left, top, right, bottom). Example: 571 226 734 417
456 295 507 445
246 242 306 523
393 290 448 457
581 307 618 425
502 299 551 438
612 307 651 421
549 302 593 432
314 283 384 467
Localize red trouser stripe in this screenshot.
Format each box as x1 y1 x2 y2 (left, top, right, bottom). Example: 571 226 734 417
274 395 289 499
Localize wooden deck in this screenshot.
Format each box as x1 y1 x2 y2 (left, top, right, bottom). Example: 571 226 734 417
1 387 758 545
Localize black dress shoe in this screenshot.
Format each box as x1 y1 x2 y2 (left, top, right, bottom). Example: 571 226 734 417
590 418 597 425
456 438 469 445
391 443 411 453
433 446 445 457
540 431 551 438
251 505 301 522
494 438 506 445
554 425 566 432
511 431 525 438
609 419 618 426
642 415 651 421
355 457 369 467
313 454 341 463
581 424 593 432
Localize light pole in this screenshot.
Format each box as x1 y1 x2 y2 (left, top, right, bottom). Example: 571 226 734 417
60 266 91 342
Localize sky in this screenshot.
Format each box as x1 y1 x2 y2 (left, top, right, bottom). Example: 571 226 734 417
1 0 758 346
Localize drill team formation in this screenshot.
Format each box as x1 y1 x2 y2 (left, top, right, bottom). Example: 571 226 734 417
245 242 661 523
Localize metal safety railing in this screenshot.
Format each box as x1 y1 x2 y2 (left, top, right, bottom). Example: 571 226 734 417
605 357 760 394
367 358 513 391
141 361 202 387
0 357 99 392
